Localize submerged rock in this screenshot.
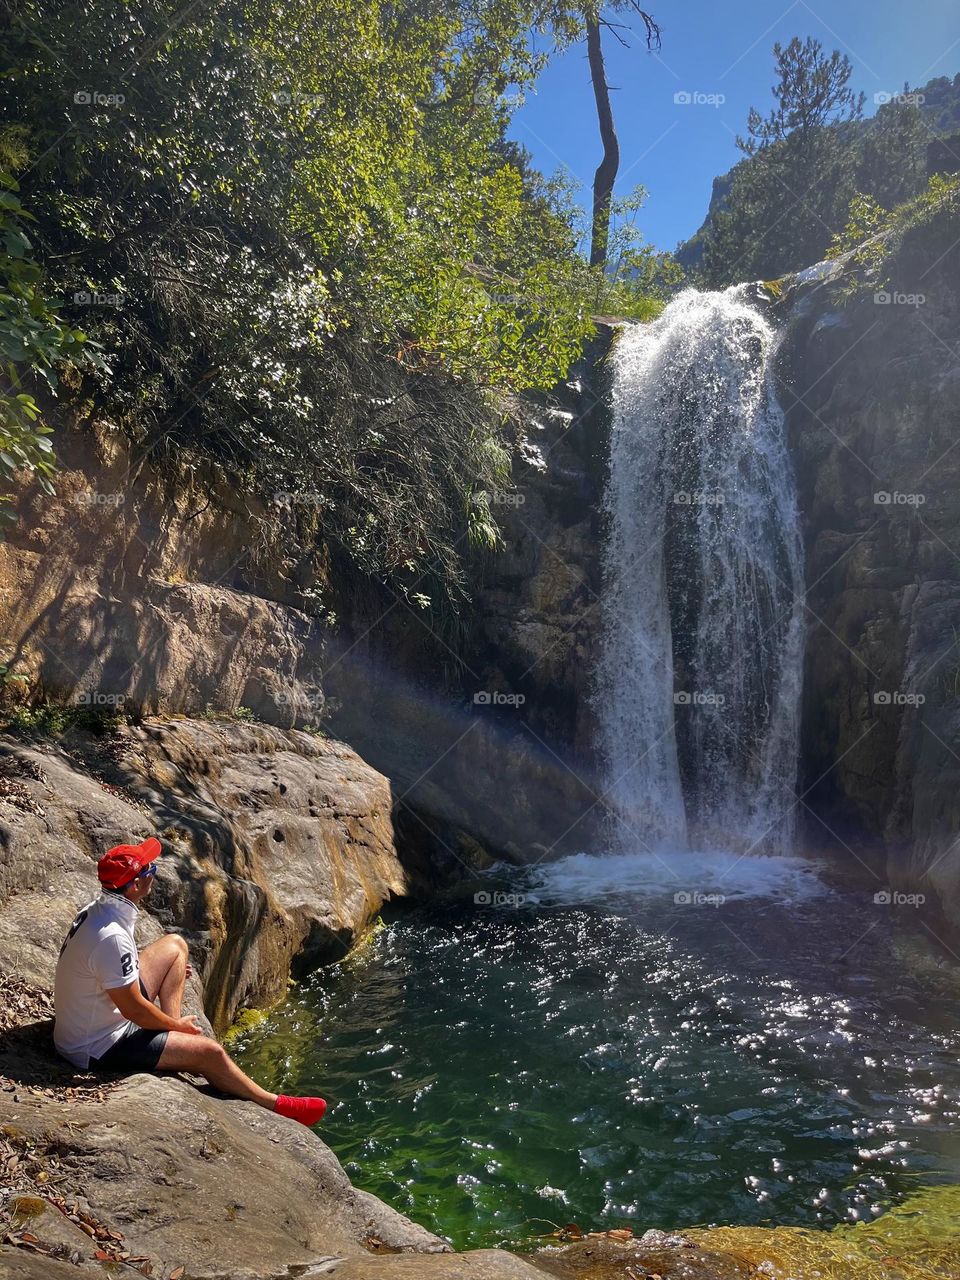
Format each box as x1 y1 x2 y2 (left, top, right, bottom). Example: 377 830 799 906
531 1235 750 1279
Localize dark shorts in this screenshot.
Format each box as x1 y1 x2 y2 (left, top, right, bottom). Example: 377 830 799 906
89 978 168 1072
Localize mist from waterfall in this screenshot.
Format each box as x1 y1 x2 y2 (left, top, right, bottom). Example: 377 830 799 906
595 287 805 856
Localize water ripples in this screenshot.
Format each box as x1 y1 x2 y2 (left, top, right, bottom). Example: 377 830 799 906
234 869 960 1249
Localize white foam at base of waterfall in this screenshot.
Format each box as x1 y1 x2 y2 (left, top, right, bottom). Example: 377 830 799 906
528 849 826 906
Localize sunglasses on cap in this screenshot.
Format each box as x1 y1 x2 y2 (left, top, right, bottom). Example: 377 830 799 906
120 862 157 889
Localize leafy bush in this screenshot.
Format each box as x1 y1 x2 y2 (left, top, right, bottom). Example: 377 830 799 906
1 0 639 608
3 700 127 738
0 169 99 530
826 173 960 291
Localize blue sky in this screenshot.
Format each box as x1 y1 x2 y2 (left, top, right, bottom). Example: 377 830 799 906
507 0 960 252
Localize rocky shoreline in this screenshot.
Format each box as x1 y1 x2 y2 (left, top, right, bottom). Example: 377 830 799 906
0 719 756 1280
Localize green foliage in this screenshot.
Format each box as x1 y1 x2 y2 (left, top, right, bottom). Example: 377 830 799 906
693 52 960 287
918 72 960 133
856 98 929 209
702 37 864 286
3 700 126 738
198 703 258 722
0 173 99 529
826 172 960 295
0 662 28 694
737 37 865 156
2 0 654 610
571 185 684 319
825 192 889 269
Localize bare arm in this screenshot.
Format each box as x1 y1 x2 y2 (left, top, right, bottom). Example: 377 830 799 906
106 980 202 1034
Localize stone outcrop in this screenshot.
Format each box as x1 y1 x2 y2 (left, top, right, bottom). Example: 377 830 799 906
0 718 407 1030
777 209 960 921
0 422 323 727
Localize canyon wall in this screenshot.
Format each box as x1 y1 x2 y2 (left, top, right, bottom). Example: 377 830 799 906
779 217 960 921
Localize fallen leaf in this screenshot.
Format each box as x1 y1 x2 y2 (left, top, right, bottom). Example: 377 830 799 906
170 1267 185 1280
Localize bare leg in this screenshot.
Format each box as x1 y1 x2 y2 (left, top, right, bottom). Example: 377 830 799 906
158 1031 278 1109
138 935 188 1017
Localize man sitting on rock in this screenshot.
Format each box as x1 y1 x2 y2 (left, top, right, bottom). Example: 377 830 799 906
53 837 327 1127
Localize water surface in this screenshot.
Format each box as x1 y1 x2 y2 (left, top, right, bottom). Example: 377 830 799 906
233 853 960 1251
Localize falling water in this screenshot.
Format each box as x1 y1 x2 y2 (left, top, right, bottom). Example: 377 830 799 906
595 287 805 855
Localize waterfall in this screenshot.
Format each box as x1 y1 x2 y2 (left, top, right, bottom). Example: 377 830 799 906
595 287 805 856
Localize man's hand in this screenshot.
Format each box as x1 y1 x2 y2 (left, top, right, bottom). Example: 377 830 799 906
107 980 202 1034
172 1014 203 1035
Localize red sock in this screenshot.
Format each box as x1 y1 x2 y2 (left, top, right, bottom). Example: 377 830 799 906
273 1094 327 1126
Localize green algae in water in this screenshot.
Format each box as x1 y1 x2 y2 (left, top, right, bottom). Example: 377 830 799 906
233 877 960 1258
223 1006 270 1046
689 1185 960 1279
223 924 387 1046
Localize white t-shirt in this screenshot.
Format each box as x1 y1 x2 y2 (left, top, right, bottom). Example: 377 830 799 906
54 891 141 1068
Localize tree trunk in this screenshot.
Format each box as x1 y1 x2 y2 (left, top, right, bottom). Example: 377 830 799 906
587 16 619 268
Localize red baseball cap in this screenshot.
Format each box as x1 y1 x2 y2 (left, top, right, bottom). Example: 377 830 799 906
97 837 162 890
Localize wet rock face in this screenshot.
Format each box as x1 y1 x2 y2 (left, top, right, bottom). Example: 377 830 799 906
324 330 615 866
0 718 407 1030
779 226 960 920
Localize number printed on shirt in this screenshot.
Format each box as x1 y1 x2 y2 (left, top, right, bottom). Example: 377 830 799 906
59 909 89 956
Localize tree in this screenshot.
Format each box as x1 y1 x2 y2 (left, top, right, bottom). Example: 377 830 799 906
0 0 604 607
0 170 99 530
703 37 865 284
737 37 865 155
858 93 929 210
583 2 660 267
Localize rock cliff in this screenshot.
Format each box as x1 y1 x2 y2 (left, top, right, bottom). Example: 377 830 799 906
778 210 960 922
322 332 613 867
0 361 614 872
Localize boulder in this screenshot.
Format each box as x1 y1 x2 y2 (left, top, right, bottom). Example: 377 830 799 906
0 717 408 1030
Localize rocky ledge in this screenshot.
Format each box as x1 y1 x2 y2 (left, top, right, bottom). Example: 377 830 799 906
0 717 410 1031
0 717 754 1280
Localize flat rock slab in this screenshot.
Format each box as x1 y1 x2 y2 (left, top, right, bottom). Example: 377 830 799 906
0 1073 445 1280
326 1251 553 1279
